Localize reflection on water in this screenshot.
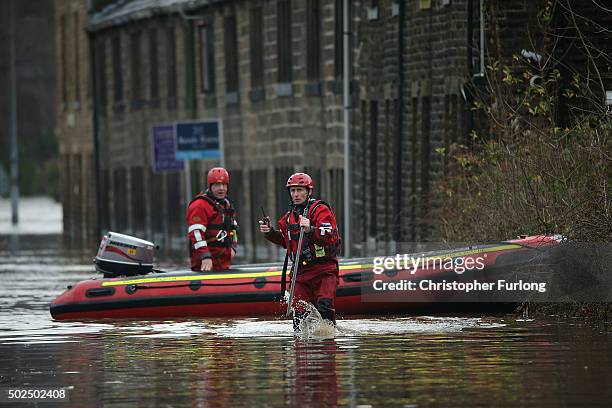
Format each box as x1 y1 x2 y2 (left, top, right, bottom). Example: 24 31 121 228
1 235 612 407
2 318 612 407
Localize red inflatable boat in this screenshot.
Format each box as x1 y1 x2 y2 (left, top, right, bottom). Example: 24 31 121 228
50 234 561 320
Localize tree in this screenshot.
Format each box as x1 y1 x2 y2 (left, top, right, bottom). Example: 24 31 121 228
434 0 612 242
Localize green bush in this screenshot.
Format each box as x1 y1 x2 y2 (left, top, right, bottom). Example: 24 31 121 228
433 0 612 243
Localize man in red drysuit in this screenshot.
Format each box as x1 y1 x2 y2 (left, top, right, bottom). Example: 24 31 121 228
258 172 341 330
187 167 238 271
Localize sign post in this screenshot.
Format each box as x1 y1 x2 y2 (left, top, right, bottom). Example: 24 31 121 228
151 124 185 173
174 119 224 204
175 120 223 161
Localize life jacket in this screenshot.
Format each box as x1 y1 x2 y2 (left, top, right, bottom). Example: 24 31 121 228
284 199 341 267
189 192 238 249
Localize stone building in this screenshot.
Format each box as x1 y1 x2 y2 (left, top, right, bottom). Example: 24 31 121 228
87 0 351 261
58 0 609 260
355 0 611 251
84 0 462 261
55 0 96 246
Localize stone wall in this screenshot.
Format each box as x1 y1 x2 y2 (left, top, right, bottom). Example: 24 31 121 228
62 0 607 261
90 0 348 261
55 0 96 246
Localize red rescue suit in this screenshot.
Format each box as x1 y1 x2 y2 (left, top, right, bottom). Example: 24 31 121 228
264 199 341 323
187 191 238 271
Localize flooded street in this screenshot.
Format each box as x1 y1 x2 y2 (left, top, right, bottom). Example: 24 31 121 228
2 238 612 407
1 200 612 407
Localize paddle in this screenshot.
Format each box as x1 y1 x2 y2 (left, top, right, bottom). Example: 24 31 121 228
285 201 311 316
280 251 289 300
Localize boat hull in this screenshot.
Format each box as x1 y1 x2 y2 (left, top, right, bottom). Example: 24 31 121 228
50 235 559 320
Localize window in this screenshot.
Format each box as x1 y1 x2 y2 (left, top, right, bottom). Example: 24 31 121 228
250 169 268 261
114 167 128 231
334 0 343 79
73 12 80 103
249 7 264 88
410 97 418 240
275 167 293 218
367 0 380 20
444 95 450 174
360 100 368 238
71 155 82 236
95 38 107 111
111 35 123 102
131 167 145 233
369 100 378 237
227 169 242 223
392 98 401 240
224 16 239 94
420 96 431 195
60 14 67 104
150 170 164 234
328 168 344 249
277 0 292 83
100 169 110 231
166 26 177 102
420 96 431 237
166 173 182 236
200 24 215 93
130 31 142 103
185 24 196 108
306 0 321 81
149 28 159 100
304 167 322 197
450 94 459 144
62 156 71 236
384 100 391 239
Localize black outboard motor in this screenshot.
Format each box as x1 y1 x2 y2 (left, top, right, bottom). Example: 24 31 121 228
94 232 155 278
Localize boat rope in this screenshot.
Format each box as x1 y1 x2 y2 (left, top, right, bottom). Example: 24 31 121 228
132 281 285 290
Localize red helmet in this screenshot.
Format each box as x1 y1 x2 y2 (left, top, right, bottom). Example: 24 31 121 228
286 172 314 191
207 167 229 186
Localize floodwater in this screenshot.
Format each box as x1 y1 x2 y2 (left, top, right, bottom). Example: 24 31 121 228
1 199 612 407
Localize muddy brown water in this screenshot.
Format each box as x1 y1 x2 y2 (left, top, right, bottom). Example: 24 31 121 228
1 235 611 407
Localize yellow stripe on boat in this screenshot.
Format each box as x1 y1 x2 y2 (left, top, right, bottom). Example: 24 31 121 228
102 271 283 286
102 265 370 286
101 244 522 286
422 244 522 260
339 244 523 270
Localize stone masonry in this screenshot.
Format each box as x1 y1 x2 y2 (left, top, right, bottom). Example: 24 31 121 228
55 0 96 247
57 0 607 261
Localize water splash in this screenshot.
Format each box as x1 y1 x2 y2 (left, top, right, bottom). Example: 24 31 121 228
294 300 336 340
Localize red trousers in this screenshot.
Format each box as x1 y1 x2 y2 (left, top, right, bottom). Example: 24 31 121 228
292 272 339 323
190 253 231 272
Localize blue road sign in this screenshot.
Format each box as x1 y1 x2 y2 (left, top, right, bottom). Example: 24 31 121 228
175 120 223 160
151 124 185 173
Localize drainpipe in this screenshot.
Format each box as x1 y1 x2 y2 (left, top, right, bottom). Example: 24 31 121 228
466 0 474 144
343 0 351 257
477 0 485 77
394 0 405 243
177 4 198 205
9 0 19 225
